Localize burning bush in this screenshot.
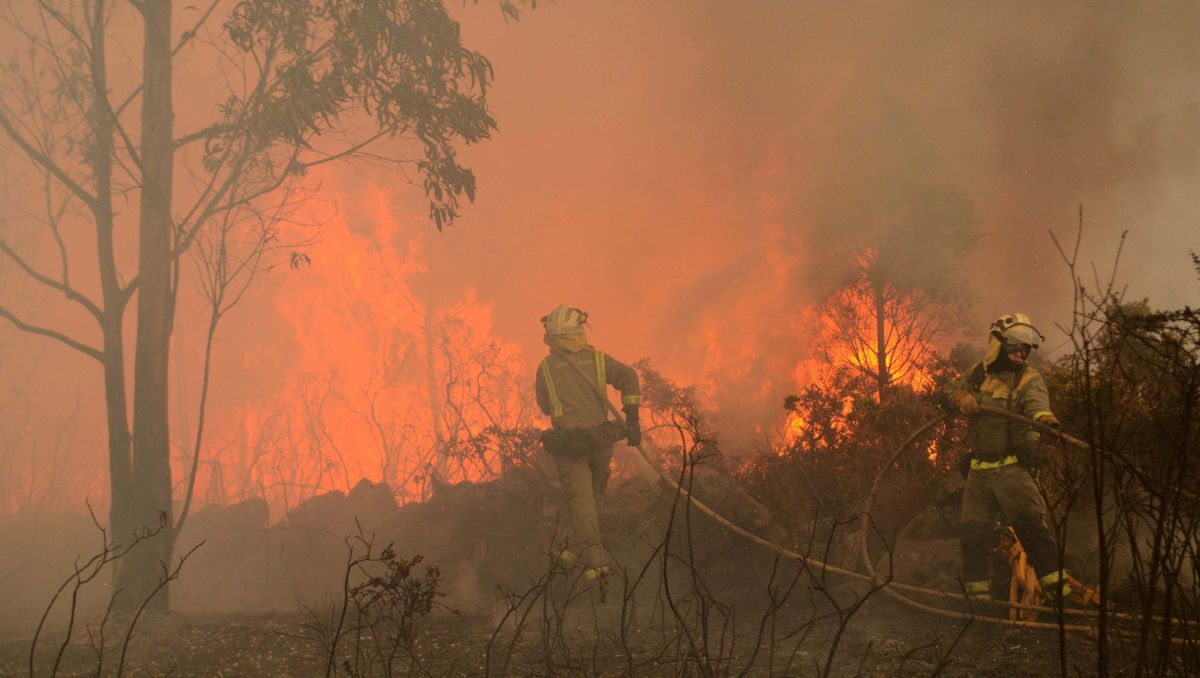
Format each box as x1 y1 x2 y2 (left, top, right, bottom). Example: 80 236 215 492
738 358 963 560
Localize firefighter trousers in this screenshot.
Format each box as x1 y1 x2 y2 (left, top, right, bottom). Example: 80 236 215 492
552 444 614 568
959 463 1061 584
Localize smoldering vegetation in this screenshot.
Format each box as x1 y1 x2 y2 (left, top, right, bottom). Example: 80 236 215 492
1 0 1199 676
4 248 1200 675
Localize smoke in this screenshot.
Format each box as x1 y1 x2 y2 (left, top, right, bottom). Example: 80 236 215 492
2 1 1198 516
441 1 1200 441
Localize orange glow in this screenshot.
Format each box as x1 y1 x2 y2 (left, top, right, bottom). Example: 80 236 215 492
820 309 934 392
782 390 854 449
783 412 807 448
167 185 531 519
816 251 935 394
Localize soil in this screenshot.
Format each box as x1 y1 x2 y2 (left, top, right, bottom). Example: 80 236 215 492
0 465 1182 676
1 594 1103 677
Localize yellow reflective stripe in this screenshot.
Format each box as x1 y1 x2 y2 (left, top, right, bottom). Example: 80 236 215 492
540 361 563 418
1032 411 1054 422
970 455 1020 470
1039 570 1072 595
622 394 641 406
1017 370 1036 391
595 350 607 389
1038 570 1067 586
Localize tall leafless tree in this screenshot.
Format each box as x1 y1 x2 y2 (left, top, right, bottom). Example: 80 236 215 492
0 0 523 609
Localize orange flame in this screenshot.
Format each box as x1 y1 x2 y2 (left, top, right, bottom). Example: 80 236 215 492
172 187 530 519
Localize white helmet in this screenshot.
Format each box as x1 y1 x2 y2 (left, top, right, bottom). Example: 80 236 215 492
541 305 588 336
989 312 1044 349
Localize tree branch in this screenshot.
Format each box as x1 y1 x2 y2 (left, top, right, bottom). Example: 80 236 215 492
296 129 392 170
0 305 102 361
0 109 99 213
0 240 103 320
173 122 238 150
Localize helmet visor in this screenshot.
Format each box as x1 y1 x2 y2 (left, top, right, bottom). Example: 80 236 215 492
1002 323 1043 348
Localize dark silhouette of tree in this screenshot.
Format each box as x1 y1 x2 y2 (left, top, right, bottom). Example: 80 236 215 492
0 0 525 610
804 97 977 401
820 250 964 401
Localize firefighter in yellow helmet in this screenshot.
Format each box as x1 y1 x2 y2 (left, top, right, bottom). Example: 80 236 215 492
945 313 1071 605
535 305 641 578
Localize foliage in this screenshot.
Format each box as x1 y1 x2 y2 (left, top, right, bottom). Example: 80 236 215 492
1047 300 1200 480
1041 223 1200 673
634 358 719 449
313 531 441 677
739 357 962 541
0 0 523 607
220 0 497 228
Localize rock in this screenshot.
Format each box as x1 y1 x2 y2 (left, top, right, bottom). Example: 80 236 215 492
874 538 961 590
900 504 958 541
283 488 348 530
347 478 401 529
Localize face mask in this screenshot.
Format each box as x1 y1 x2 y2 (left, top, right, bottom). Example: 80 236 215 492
547 331 589 353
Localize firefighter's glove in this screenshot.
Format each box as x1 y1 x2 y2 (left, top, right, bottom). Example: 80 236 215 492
1036 413 1060 430
951 390 980 416
624 405 642 447
1036 414 1063 453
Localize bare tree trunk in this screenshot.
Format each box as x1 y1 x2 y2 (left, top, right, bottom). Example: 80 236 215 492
102 316 132 544
122 0 175 612
873 276 889 402
86 1 134 549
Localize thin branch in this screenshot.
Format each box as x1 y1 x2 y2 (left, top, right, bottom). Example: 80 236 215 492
296 128 392 170
0 109 99 213
0 305 103 361
0 240 102 319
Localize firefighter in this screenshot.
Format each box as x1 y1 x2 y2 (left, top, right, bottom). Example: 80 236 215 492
946 313 1071 605
535 305 642 578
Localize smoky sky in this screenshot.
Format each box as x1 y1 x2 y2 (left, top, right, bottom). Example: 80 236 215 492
2 1 1199 500
419 1 1198 444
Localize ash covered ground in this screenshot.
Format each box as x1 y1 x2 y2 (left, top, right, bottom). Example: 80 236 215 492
0 458 1133 676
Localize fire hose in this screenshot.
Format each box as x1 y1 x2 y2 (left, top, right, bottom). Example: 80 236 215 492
554 354 1197 636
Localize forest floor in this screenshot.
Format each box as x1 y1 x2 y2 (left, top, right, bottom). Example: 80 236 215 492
1 584 1107 677
0 464 1171 676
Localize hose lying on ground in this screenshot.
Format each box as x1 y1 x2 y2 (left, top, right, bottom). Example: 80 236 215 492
556 355 1197 636
856 404 1200 639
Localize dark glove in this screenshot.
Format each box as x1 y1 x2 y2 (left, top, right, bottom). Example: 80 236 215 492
624 405 642 447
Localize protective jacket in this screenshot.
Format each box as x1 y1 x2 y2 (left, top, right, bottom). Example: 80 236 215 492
949 362 1054 464
536 347 641 430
